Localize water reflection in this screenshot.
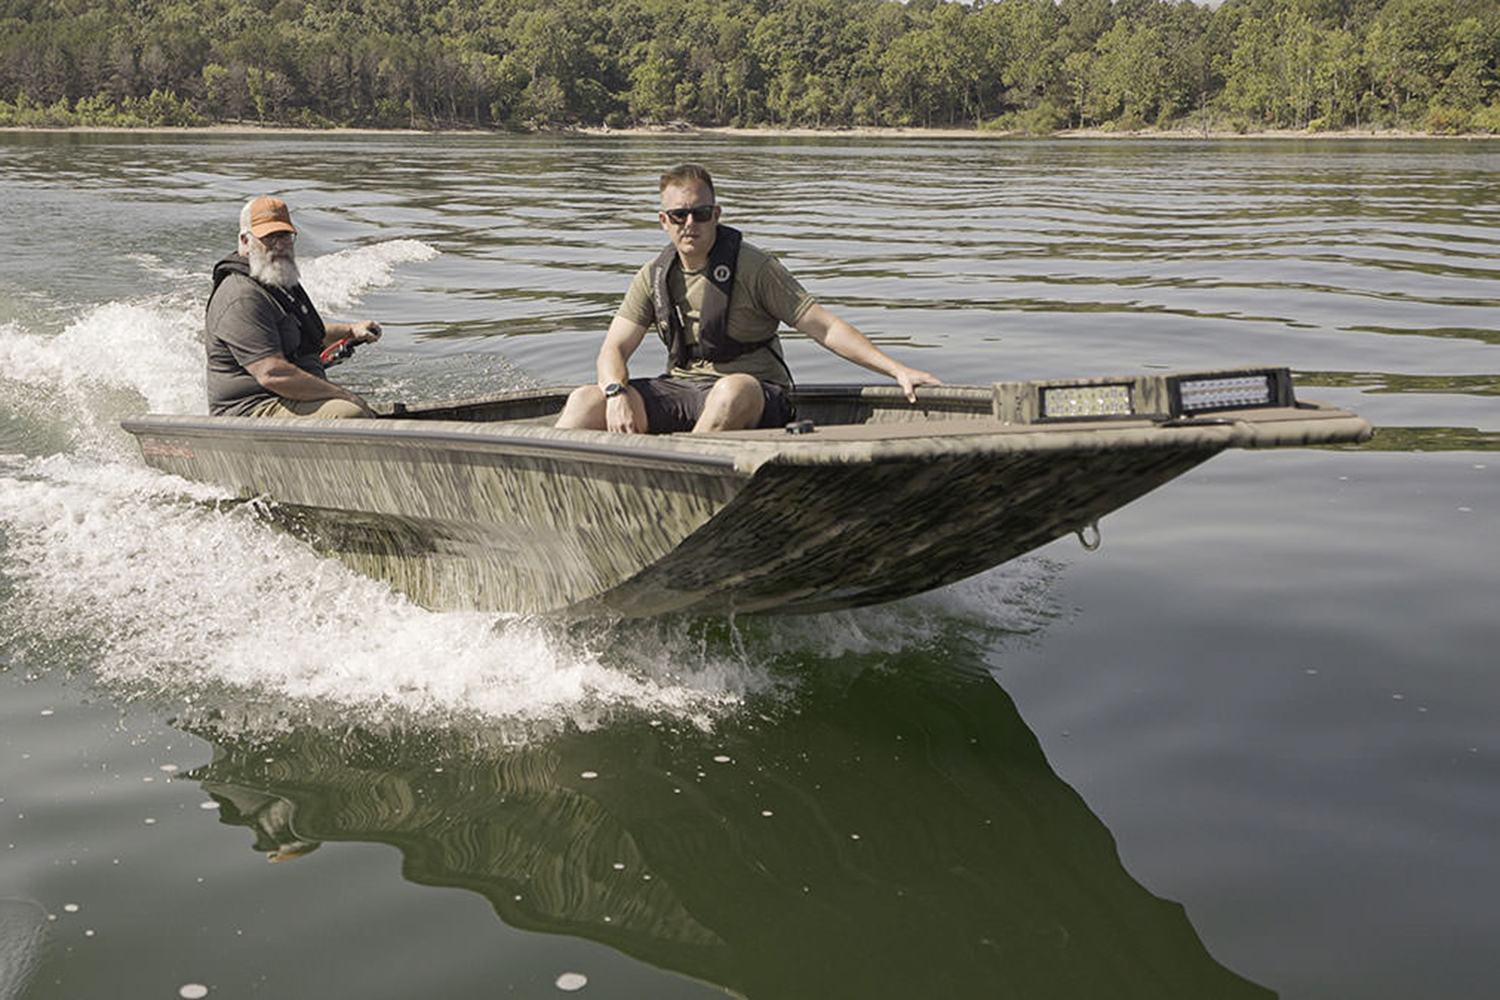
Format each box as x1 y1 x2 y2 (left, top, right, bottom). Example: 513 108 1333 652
1303 371 1500 395
1364 426 1500 451
0 898 47 1000
186 654 1271 999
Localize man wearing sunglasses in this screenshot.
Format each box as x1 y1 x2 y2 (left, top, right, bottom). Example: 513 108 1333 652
555 164 939 433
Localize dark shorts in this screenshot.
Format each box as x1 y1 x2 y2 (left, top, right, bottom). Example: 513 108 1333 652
632 376 794 433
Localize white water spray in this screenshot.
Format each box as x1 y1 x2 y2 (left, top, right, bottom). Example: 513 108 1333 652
0 239 1061 743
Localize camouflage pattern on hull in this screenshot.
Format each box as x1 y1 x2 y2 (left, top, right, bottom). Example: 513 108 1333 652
121 369 1371 618
592 445 1217 617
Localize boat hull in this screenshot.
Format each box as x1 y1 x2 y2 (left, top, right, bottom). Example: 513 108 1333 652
593 443 1217 617
122 374 1371 618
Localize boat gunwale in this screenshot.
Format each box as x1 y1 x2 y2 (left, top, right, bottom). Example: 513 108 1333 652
120 406 1371 473
120 378 1372 476
119 413 743 474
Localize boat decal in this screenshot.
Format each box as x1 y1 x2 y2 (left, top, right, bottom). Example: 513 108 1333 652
138 436 195 460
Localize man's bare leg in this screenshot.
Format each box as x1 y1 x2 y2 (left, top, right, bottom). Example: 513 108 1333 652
555 385 607 429
693 374 765 432
555 384 649 432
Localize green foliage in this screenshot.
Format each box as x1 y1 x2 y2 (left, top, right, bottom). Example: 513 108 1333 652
124 88 205 127
1 0 1498 131
1424 101 1474 130
0 88 201 126
1472 102 1500 130
981 100 1071 135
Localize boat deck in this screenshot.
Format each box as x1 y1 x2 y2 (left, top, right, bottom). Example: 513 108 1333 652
697 404 1352 442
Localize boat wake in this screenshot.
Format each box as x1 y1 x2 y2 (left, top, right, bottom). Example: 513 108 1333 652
0 446 1062 743
0 239 443 459
0 300 203 458
299 238 439 315
0 237 1064 745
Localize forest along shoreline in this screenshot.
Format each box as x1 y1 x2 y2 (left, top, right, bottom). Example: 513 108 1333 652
0 123 1463 140
3 1 1498 137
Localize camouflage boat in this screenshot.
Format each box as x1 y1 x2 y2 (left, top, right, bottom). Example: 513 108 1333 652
121 366 1370 618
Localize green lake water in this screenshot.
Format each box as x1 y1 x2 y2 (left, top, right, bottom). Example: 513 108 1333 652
1 131 1496 999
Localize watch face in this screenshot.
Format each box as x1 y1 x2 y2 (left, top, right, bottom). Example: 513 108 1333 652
604 382 624 397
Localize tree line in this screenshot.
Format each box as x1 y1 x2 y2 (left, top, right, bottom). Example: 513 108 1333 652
3 0 1499 134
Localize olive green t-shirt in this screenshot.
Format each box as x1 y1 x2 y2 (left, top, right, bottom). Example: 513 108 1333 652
617 239 814 387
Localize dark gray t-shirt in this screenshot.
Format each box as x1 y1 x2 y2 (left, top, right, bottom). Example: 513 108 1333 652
205 272 327 416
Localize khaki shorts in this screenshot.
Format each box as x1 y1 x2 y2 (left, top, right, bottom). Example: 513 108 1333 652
252 397 368 419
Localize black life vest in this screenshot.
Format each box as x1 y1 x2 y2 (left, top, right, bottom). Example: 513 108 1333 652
210 253 326 362
650 225 779 368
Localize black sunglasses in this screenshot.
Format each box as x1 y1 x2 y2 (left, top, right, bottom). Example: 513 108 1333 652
663 204 716 225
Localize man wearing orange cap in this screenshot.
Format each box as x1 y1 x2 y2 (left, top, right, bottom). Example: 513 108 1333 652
205 195 383 417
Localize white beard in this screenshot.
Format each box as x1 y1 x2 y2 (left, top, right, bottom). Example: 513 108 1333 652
247 241 300 289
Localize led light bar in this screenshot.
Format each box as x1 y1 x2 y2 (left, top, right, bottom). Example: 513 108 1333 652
1040 383 1134 419
1176 374 1276 413
991 367 1294 424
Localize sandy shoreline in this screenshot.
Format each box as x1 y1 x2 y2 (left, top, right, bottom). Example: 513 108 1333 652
599 124 1460 140
2 122 1480 140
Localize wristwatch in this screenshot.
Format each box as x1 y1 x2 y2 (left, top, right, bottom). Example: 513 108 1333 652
603 382 625 398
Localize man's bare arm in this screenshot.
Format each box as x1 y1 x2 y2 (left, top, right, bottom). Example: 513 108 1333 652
245 355 374 415
598 316 650 433
795 304 940 402
597 315 648 385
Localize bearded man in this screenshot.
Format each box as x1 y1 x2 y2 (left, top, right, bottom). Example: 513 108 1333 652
205 195 382 417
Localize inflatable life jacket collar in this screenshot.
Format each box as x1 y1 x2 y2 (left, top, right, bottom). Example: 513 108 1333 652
651 225 772 368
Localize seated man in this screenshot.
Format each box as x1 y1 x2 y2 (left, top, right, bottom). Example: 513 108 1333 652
555 163 939 433
205 195 382 417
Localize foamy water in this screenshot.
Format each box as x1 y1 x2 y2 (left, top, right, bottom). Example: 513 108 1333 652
0 238 1057 746
0 444 1057 740
299 239 439 314
0 240 442 456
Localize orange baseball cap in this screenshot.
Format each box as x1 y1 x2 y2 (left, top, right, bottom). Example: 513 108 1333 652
247 196 297 238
